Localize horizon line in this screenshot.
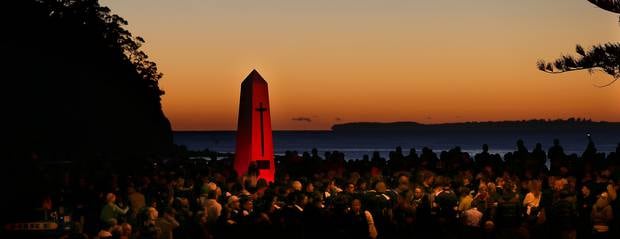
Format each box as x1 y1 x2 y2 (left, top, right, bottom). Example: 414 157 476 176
172 118 620 132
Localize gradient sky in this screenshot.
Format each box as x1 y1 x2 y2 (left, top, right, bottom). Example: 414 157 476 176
101 0 620 130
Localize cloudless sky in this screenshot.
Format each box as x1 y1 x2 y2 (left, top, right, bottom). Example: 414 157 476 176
101 0 620 130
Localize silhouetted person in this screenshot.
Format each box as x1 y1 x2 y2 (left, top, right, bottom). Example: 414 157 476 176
407 148 419 167
583 134 598 160
530 143 547 173
578 184 596 239
608 143 620 168
506 139 530 175
495 182 522 239
346 198 377 239
549 139 566 173
433 179 458 239
100 193 129 225
411 186 431 238
475 144 492 171
156 208 179 239
591 192 613 239
281 191 307 238
419 147 438 170
549 190 578 239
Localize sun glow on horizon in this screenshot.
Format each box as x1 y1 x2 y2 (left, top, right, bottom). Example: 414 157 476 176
101 0 620 130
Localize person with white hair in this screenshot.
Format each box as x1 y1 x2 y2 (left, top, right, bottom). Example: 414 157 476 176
291 180 303 192
138 207 161 239
591 192 614 238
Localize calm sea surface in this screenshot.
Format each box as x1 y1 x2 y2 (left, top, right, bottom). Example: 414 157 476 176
174 130 620 160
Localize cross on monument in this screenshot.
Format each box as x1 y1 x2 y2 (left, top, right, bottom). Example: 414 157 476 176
256 102 268 157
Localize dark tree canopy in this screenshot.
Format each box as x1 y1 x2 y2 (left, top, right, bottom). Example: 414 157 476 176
588 0 620 13
538 1 620 86
1 0 173 158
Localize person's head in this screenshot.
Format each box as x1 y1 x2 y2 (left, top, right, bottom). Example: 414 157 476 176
305 182 314 193
495 178 505 188
553 178 568 192
147 207 158 221
399 175 410 185
600 169 611 179
148 199 157 209
106 218 118 229
106 193 116 204
292 191 308 207
292 180 303 191
581 184 591 197
505 180 516 193
310 192 324 207
228 195 240 210
462 176 472 186
423 172 434 186
207 190 217 200
437 176 451 189
413 187 424 199
164 207 176 217
482 144 489 152
42 195 52 210
256 195 277 214
345 182 356 193
375 181 387 193
478 183 488 195
559 190 571 200
215 186 223 197
98 230 113 239
351 198 362 213
594 192 610 209
553 139 560 146
120 223 132 236
459 187 471 198
487 182 497 194
528 179 542 194
484 221 495 232
327 180 337 191
471 199 482 209
206 182 218 192
240 196 253 211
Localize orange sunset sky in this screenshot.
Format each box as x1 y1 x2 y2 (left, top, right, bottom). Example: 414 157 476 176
100 0 620 130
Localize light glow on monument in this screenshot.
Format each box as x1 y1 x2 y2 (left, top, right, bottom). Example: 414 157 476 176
234 70 276 182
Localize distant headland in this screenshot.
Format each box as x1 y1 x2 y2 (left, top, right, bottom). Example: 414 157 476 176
331 118 620 133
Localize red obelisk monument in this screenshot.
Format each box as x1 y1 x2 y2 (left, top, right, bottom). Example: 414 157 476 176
234 70 275 182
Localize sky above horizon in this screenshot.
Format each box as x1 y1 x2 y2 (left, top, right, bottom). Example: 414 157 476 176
101 0 620 130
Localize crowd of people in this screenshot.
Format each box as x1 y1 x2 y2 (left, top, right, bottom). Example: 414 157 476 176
21 138 620 239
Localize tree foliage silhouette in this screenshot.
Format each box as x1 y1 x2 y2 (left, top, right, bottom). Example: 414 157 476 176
537 0 620 86
587 0 620 13
2 0 172 157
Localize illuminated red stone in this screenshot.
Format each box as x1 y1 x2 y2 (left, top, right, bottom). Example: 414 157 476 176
234 70 275 182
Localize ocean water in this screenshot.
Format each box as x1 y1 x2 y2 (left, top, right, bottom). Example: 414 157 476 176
174 130 620 160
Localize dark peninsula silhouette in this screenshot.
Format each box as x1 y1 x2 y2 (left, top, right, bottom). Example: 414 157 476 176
332 119 620 134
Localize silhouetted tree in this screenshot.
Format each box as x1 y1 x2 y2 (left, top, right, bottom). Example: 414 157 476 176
537 0 619 86
1 0 172 157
